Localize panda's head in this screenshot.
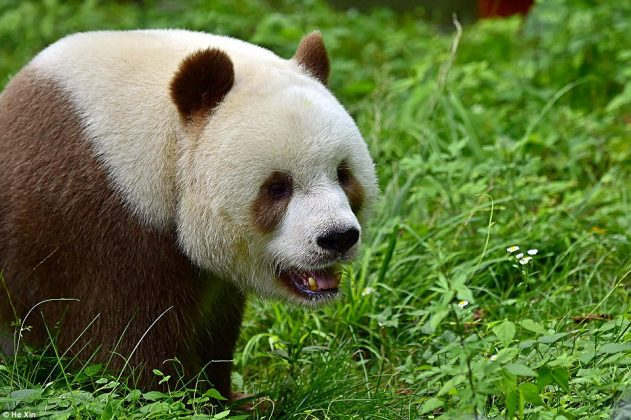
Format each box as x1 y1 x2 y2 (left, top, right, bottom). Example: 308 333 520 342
171 32 378 304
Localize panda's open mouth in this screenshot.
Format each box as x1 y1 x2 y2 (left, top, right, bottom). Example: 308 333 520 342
277 266 341 301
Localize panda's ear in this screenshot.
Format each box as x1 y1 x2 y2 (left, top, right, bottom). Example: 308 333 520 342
292 31 330 85
170 48 234 121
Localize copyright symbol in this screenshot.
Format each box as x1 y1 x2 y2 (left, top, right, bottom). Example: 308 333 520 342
2 412 9 418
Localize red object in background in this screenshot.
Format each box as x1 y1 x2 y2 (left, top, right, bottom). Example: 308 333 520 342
478 0 534 18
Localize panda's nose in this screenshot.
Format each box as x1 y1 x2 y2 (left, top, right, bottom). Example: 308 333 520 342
317 227 360 254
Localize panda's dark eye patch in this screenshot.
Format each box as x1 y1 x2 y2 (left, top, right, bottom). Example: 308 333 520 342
337 163 351 186
337 161 364 214
267 173 292 200
252 171 293 234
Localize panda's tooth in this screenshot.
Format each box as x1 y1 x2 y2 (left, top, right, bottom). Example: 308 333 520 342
308 276 317 291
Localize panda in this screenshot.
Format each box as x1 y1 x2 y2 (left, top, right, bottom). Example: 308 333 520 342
0 29 378 398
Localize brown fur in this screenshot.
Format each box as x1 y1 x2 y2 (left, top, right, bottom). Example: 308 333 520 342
339 162 364 214
170 49 235 121
0 69 244 397
251 172 293 234
293 31 330 85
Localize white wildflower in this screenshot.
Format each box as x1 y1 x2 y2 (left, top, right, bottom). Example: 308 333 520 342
506 245 520 253
489 354 498 361
519 257 533 265
362 287 375 296
472 104 484 114
457 300 469 309
527 249 538 256
516 253 524 259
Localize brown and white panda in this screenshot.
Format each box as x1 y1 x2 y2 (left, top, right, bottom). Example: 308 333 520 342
0 29 378 398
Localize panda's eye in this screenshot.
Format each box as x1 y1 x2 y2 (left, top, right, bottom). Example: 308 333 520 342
262 172 293 201
337 163 351 186
268 182 290 199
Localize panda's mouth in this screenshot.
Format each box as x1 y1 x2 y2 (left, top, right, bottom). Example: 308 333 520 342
277 266 341 301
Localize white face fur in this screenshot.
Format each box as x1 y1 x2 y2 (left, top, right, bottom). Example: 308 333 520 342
176 70 378 303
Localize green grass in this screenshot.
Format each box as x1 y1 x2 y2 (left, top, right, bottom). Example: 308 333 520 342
1 0 631 418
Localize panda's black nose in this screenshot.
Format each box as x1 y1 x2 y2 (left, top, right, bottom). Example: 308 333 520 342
317 227 360 254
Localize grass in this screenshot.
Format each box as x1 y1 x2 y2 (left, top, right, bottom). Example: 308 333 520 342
1 0 630 418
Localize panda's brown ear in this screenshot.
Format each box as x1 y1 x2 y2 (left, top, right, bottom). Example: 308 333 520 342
293 31 330 85
170 48 234 120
